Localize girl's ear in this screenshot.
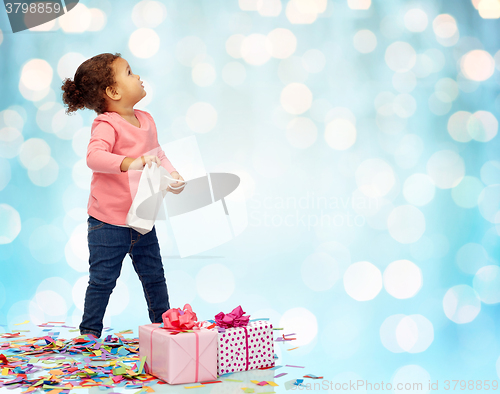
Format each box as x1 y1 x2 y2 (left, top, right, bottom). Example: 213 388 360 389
105 85 121 100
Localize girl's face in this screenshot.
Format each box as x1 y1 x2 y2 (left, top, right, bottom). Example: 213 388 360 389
109 57 146 105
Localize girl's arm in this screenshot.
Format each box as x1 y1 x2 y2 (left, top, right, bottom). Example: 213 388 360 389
87 122 127 173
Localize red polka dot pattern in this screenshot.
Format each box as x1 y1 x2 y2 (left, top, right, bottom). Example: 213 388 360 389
213 320 275 375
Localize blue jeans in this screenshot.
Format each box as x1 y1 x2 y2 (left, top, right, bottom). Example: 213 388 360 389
80 216 170 338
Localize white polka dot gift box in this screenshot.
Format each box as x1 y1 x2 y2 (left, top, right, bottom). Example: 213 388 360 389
208 306 275 376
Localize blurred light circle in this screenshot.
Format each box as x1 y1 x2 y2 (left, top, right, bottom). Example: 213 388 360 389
272 105 294 129
72 127 91 158
0 158 10 192
448 111 472 142
397 315 434 353
241 33 273 66
451 176 484 208
383 260 422 299
467 111 498 142
19 138 51 170
0 127 24 159
285 0 318 24
433 14 458 38
28 157 59 187
301 252 341 291
478 0 500 18
257 0 282 16
343 261 382 301
353 29 377 53
65 223 89 272
268 28 297 59
132 0 167 28
348 0 371 10
88 8 107 31
380 15 404 39
394 134 424 169
385 41 417 72
460 50 495 81
186 102 217 133
380 314 406 353
428 92 452 116
196 263 235 303
59 3 91 32
456 243 490 275
1 108 25 129
393 93 417 118
37 277 72 306
72 159 92 190
443 284 481 324
426 48 446 72
412 53 434 78
0 29 3 46
473 265 500 304
324 118 357 150
176 36 207 67
392 366 430 392
278 56 308 84
35 290 67 316
57 52 86 80
72 275 89 310
392 71 417 93
309 98 332 122
36 102 62 134
366 199 394 230
387 205 425 244
481 160 500 185
478 184 500 223
52 108 83 140
226 34 245 58
164 270 196 305
315 241 351 271
325 107 356 125
404 8 428 32
239 0 259 10
192 63 216 87
286 117 317 149
355 158 395 198
129 28 160 59
374 91 395 116
29 224 66 264
106 279 130 316
20 59 53 92
280 307 318 346
280 83 313 115
0 204 21 244
222 62 246 86
301 49 326 73
435 78 459 102
426 150 465 189
403 173 435 206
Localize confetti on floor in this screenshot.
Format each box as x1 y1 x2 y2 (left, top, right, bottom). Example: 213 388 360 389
0 322 322 393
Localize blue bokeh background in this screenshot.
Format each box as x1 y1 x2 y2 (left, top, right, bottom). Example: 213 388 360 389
1 0 500 388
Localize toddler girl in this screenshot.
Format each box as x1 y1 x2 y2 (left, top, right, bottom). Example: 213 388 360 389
61 52 184 338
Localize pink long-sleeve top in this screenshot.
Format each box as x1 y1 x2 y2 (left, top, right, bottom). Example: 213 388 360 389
87 109 176 226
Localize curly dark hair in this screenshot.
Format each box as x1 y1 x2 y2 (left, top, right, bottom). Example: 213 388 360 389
61 52 121 116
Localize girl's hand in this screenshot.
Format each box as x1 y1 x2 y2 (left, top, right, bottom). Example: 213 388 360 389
129 155 161 170
168 171 185 194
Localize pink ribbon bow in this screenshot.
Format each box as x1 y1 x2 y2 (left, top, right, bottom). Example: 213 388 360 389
162 304 199 330
215 305 250 328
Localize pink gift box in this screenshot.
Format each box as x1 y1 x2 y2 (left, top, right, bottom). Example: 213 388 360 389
139 323 218 385
214 320 275 375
